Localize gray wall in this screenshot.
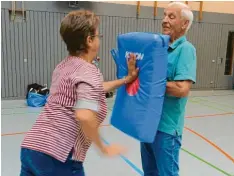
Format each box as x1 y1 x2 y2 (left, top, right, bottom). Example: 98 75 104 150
1 1 234 99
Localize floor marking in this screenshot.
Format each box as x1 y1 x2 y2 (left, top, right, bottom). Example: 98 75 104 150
186 112 234 119
2 106 113 115
189 100 229 112
1 106 33 110
184 127 234 163
192 97 234 110
1 132 27 136
3 95 233 116
2 111 234 136
2 111 42 115
103 124 234 164
102 138 144 176
2 127 232 175
1 124 110 136
190 94 234 98
4 125 234 164
181 148 232 176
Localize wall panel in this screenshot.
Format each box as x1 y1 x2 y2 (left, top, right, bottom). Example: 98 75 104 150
1 5 234 98
1 9 68 98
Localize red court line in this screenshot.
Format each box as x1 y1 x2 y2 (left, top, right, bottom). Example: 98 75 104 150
1 125 110 136
184 126 234 163
2 112 233 136
1 132 27 136
3 125 234 164
2 113 234 163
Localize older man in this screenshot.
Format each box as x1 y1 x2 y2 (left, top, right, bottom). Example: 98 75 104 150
140 2 197 176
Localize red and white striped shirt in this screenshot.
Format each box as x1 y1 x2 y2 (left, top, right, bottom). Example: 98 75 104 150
21 56 107 162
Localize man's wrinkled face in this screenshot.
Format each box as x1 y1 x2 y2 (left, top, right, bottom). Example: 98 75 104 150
162 6 187 40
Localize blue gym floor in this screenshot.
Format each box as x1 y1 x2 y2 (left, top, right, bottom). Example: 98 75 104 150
1 90 234 176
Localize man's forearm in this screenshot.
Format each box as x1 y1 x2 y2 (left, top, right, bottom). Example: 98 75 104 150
166 81 190 97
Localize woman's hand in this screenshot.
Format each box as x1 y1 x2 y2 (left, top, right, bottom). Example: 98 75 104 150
102 144 126 157
125 54 139 84
102 53 139 92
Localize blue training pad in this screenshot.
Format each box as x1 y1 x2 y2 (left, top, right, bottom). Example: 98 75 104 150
110 32 170 143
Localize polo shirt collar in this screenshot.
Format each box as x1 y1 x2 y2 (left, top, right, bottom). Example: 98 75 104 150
169 36 187 50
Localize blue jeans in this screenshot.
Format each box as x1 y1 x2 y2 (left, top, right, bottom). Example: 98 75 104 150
140 131 182 176
20 148 85 176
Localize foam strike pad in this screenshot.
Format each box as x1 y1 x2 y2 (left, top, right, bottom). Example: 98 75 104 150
110 32 170 143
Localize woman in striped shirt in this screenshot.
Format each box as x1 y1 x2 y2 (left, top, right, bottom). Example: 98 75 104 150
20 10 139 176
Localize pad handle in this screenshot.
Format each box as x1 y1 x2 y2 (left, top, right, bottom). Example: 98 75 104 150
110 49 119 65
156 33 170 48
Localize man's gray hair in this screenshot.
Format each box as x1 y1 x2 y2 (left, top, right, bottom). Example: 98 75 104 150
168 2 194 32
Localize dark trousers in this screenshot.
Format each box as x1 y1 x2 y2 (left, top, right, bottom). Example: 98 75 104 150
20 148 85 176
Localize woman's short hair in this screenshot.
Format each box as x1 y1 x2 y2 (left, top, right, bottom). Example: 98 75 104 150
60 10 99 55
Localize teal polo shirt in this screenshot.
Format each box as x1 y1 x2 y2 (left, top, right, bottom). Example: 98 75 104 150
158 36 197 136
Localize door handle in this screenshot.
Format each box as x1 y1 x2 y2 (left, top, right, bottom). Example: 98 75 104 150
217 57 223 64
220 58 223 64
